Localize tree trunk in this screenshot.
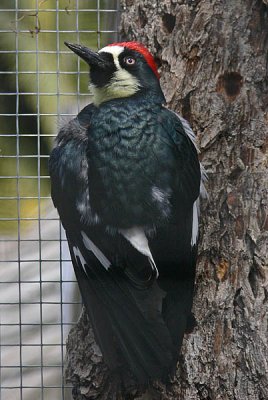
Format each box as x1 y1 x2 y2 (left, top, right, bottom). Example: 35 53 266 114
65 1 268 398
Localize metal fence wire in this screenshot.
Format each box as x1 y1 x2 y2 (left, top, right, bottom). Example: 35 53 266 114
0 1 120 399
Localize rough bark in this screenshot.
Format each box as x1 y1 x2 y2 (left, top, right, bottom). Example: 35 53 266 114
65 1 268 399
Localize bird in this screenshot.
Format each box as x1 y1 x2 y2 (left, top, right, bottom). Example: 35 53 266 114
49 40 206 385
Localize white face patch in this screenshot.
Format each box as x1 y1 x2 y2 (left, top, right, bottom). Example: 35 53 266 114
90 45 140 106
99 45 124 64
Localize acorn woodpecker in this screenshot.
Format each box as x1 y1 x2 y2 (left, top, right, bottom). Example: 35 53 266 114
49 41 206 384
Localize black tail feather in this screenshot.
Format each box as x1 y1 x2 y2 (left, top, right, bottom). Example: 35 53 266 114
68 232 175 383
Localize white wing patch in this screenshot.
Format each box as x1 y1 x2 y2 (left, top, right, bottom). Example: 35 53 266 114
72 246 88 274
81 231 111 271
119 226 159 278
191 200 199 246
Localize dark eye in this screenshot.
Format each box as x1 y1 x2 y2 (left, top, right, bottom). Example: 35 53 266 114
123 57 136 65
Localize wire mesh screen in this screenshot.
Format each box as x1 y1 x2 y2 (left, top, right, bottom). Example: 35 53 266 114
0 1 120 399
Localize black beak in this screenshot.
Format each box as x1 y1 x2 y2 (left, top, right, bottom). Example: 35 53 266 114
64 42 110 68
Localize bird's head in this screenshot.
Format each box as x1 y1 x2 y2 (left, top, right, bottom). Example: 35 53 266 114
64 41 165 106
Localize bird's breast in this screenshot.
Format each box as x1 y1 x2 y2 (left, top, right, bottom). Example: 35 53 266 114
87 104 174 227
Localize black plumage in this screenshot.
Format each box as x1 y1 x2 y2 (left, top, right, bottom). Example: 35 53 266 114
49 41 203 385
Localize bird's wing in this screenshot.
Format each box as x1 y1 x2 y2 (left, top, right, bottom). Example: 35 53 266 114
66 226 174 383
147 109 202 350
161 108 201 204
49 105 175 382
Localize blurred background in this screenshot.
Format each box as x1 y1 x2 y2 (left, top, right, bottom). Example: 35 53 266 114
0 1 120 399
